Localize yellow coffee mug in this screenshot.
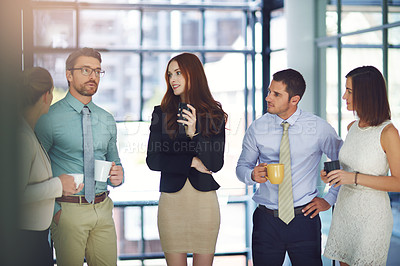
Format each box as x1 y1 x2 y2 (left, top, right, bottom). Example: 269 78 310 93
264 164 284 184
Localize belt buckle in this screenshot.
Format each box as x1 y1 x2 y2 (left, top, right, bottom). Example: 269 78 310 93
79 195 83 205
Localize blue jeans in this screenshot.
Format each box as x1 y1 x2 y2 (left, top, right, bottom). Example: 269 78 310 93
252 206 322 266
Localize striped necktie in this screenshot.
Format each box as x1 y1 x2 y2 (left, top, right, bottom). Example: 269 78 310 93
82 106 95 203
278 121 295 224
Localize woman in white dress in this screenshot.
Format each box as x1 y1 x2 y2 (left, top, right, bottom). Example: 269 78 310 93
322 66 400 266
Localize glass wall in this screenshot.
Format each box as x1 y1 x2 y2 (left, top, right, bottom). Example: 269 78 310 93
270 8 287 76
28 0 262 264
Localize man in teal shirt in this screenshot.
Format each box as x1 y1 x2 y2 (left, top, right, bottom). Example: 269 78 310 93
35 47 124 266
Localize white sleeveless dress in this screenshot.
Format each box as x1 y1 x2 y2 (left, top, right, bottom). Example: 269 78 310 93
324 120 393 266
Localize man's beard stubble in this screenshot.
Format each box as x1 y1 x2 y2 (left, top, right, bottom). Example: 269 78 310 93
76 81 98 96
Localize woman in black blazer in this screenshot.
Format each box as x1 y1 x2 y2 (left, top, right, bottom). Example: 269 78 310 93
146 53 227 266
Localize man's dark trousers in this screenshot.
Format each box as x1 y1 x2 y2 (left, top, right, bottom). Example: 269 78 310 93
252 205 323 266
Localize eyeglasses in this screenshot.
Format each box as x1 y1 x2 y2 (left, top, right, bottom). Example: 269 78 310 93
68 67 105 78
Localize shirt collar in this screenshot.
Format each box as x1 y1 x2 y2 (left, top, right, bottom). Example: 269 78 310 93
274 107 302 126
65 92 95 113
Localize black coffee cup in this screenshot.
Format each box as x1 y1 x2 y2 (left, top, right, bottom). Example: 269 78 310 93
178 102 191 126
324 160 340 174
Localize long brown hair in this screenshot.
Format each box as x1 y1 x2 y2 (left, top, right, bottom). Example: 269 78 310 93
21 67 53 108
346 66 390 126
160 53 227 138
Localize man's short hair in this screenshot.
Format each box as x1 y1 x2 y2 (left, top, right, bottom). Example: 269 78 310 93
273 68 306 100
66 47 102 70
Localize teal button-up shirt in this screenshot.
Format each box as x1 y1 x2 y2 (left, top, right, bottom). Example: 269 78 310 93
35 92 123 210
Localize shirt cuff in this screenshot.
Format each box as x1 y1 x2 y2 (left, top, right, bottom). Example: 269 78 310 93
245 169 257 186
323 192 336 206
54 176 63 198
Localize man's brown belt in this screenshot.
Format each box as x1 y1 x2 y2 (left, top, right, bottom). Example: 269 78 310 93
56 191 109 204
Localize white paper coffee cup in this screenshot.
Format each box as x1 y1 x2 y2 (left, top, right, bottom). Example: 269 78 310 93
95 160 112 182
69 173 84 188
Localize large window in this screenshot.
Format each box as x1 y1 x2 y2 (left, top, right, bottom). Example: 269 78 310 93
27 1 262 264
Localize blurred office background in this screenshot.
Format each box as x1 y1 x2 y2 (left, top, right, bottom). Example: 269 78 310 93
2 0 399 265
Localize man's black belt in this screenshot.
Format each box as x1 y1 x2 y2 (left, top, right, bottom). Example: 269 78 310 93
258 204 306 217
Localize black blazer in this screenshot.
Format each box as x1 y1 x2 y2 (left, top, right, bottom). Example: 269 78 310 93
146 105 225 193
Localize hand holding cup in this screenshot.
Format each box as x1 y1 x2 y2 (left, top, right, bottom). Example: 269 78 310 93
322 160 341 186
264 164 284 184
177 103 197 138
109 162 124 186
95 160 112 182
177 102 191 126
59 173 84 196
324 160 340 174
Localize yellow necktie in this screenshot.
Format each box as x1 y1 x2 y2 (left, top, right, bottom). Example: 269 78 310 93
278 122 295 224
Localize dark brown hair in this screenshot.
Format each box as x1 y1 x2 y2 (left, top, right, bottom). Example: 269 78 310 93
345 66 390 126
65 47 102 86
273 68 306 100
160 53 227 138
21 67 53 108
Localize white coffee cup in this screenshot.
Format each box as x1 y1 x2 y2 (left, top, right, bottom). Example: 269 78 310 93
95 160 112 182
69 173 84 188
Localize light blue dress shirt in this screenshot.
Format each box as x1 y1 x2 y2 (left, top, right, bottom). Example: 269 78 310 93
35 92 123 200
236 108 343 209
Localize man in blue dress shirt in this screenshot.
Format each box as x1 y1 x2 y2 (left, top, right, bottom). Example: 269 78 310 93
35 47 124 266
236 69 343 265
